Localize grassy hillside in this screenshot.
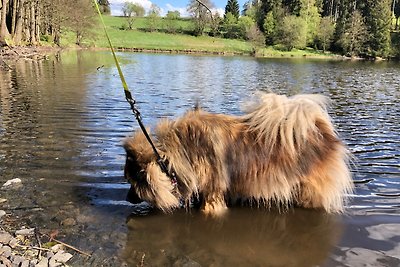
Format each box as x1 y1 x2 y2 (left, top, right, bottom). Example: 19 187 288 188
59 15 340 58
76 16 253 54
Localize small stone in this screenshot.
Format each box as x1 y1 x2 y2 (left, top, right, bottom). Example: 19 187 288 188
0 198 6 204
0 257 12 267
50 244 64 253
15 228 35 236
2 178 22 189
46 251 54 259
36 257 48 267
0 210 6 219
21 260 30 267
60 217 76 226
8 237 18 248
0 245 12 258
53 251 73 263
12 255 24 266
0 232 12 244
49 257 61 267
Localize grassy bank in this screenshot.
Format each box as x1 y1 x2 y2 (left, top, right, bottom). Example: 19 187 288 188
60 15 338 58
69 16 253 55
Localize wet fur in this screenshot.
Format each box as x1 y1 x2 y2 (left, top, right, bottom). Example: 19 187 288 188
123 93 353 215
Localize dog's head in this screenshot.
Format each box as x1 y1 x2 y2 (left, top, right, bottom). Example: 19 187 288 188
123 132 180 212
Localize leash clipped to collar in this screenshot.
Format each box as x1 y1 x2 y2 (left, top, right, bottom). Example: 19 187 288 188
93 0 177 186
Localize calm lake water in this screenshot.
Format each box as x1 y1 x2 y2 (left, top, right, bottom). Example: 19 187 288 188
0 51 399 266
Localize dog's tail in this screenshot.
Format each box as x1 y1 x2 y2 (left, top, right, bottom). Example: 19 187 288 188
242 92 353 212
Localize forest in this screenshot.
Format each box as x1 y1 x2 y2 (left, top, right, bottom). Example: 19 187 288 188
0 0 399 58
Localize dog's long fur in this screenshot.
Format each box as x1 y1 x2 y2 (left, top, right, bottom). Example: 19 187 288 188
123 93 353 215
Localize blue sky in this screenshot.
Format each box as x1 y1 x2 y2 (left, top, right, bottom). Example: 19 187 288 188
108 0 247 17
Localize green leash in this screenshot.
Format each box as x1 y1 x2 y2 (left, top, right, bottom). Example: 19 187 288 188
92 0 177 186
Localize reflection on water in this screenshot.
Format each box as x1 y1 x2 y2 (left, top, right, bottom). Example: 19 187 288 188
125 209 341 267
0 51 399 266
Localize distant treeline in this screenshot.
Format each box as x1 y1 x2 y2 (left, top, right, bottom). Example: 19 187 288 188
207 0 400 58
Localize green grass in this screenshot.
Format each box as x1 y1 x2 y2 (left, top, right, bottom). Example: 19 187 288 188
60 15 338 58
79 16 253 54
257 46 341 58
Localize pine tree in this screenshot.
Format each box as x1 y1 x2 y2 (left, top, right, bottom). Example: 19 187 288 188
225 0 240 19
363 0 391 57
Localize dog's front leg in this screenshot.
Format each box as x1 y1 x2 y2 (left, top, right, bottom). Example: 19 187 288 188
201 193 227 216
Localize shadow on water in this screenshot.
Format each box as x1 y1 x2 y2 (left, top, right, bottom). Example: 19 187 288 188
124 208 342 267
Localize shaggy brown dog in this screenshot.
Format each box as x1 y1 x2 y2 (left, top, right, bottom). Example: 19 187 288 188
123 93 353 215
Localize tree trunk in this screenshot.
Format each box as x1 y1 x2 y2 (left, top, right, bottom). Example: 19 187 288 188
35 0 40 42
0 0 11 44
29 0 36 44
13 0 24 44
11 0 17 35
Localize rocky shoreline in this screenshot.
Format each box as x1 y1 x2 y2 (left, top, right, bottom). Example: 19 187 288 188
1 179 77 267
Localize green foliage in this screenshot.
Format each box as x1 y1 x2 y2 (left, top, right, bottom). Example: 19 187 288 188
165 11 181 34
166 11 181 20
122 2 145 30
363 0 392 57
276 15 307 50
390 32 400 58
187 0 214 36
225 0 240 19
122 2 145 17
336 10 369 56
263 11 276 45
315 17 335 52
299 0 321 45
147 4 161 32
221 12 241 39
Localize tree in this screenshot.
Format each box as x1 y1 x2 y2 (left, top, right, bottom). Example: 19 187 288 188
225 0 240 19
147 3 161 32
69 0 96 45
299 0 321 45
122 2 145 30
165 11 181 33
222 12 240 38
238 15 264 45
394 0 400 30
98 0 110 14
336 10 368 56
187 0 214 36
315 16 335 52
263 11 276 45
166 10 180 20
277 15 307 50
0 0 11 44
363 0 391 57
